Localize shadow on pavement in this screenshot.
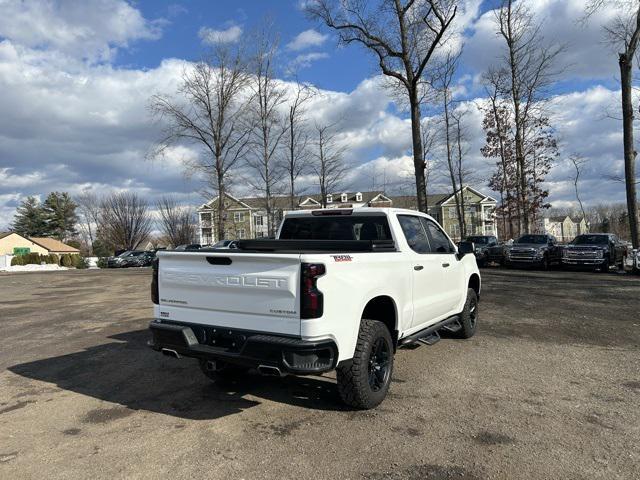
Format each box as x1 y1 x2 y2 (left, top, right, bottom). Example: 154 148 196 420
8 329 346 420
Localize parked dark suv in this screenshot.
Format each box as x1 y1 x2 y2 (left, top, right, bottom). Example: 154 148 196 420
107 250 155 268
562 233 626 272
504 234 561 269
464 235 501 267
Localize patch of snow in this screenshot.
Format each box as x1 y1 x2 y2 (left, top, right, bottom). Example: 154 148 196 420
0 264 69 273
86 256 99 269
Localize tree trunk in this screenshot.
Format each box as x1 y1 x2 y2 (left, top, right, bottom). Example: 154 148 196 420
289 120 296 210
620 52 639 248
216 172 225 242
409 91 427 213
443 91 463 238
455 119 467 236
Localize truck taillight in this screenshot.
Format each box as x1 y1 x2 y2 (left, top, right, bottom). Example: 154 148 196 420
151 257 159 304
301 263 325 319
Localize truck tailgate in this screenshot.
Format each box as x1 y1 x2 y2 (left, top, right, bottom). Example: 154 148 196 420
157 251 302 335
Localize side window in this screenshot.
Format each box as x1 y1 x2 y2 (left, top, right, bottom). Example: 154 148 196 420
422 219 455 253
398 215 430 254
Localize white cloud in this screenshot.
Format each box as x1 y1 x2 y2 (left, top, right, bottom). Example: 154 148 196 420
288 52 329 71
198 25 243 45
296 0 318 11
463 0 620 82
287 29 329 51
0 0 164 63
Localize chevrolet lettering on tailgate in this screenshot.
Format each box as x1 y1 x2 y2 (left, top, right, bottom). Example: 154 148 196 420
162 271 289 289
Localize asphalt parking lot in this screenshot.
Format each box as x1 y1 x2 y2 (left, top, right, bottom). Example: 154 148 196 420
0 268 639 479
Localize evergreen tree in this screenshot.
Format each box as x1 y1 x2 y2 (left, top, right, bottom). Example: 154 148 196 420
11 196 47 237
41 192 78 241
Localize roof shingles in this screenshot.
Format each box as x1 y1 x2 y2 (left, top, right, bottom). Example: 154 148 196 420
29 237 79 253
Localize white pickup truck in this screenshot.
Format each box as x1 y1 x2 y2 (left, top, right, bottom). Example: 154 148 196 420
149 208 481 409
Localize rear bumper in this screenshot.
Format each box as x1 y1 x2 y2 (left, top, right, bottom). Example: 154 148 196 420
148 320 338 375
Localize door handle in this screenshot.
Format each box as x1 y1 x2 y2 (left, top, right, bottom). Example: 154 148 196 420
414 265 424 271
442 263 450 268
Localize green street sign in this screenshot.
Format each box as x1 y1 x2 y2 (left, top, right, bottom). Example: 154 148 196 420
13 247 30 255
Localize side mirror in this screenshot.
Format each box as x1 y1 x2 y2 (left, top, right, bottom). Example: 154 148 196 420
457 241 474 257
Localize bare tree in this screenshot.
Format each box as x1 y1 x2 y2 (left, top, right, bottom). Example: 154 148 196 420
100 192 153 251
284 79 315 210
421 120 437 210
149 45 251 242
312 123 348 207
245 28 288 237
495 0 563 233
307 0 458 213
452 106 473 235
585 0 640 248
570 154 589 222
75 191 101 253
156 196 196 247
434 51 466 237
481 67 517 238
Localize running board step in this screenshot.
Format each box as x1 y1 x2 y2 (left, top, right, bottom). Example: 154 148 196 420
441 319 462 333
417 332 440 346
398 315 459 348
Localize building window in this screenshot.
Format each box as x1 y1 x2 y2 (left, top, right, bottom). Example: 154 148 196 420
238 228 246 238
449 224 459 236
254 215 264 226
326 194 333 203
234 212 245 223
256 232 264 238
448 208 456 219
200 212 212 227
355 192 362 202
341 193 347 203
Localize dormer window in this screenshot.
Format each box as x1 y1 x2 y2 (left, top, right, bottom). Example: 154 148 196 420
355 192 362 202
341 193 347 203
326 194 333 203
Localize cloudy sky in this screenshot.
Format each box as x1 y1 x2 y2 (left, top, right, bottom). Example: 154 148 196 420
0 0 634 228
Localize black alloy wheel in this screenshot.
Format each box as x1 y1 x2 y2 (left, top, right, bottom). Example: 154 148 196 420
368 337 391 392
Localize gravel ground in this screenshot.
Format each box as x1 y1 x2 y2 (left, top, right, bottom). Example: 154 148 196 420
0 268 639 479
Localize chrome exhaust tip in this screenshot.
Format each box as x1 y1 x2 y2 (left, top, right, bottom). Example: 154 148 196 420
258 365 283 377
161 348 180 359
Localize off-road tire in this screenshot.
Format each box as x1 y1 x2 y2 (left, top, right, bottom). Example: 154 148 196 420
199 359 249 381
336 319 394 410
456 288 478 339
598 259 610 273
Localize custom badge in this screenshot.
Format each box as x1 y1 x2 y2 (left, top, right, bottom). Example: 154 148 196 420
331 255 353 262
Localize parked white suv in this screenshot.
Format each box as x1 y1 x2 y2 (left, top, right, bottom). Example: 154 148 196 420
149 208 481 409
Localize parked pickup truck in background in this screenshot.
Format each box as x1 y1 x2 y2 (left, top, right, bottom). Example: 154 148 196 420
562 233 626 272
504 234 561 269
463 235 503 267
148 208 481 409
